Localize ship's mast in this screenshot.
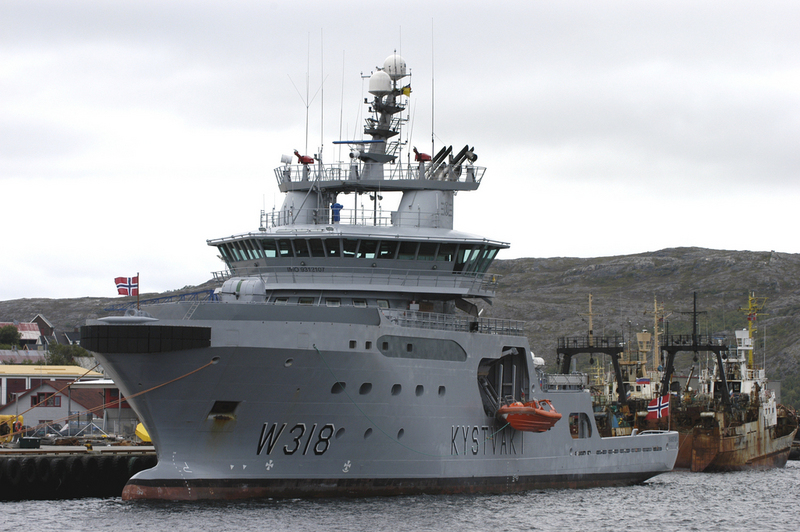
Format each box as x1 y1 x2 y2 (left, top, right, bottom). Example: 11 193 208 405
738 291 767 369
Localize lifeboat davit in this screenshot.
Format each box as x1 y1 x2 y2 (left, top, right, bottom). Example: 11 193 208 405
496 399 562 432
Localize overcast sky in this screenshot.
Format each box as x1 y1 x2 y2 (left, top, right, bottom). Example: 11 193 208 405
2 1 798 301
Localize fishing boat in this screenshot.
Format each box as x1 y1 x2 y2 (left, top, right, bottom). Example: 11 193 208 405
581 293 798 472
82 53 679 500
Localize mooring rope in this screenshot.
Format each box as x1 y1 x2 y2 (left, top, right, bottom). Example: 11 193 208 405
5 359 216 441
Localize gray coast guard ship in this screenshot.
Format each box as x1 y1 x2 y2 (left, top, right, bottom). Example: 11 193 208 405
82 54 678 500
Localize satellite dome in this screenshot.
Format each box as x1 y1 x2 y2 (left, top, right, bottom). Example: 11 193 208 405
383 54 407 80
368 70 392 96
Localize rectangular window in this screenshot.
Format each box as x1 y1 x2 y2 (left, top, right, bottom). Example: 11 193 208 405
233 241 249 261
342 238 359 258
397 241 418 260
276 239 294 258
217 245 232 261
227 243 243 261
32 393 60 407
358 240 379 259
273 297 289 305
353 299 367 308
294 240 310 257
476 248 499 273
417 242 438 261
309 239 325 257
298 297 315 306
454 245 475 272
464 245 483 272
260 239 278 258
326 299 341 307
248 241 260 260
377 299 389 309
436 243 456 262
325 238 341 257
377 241 398 259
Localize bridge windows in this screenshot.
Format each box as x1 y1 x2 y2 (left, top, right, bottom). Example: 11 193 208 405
357 240 379 259
397 241 418 260
342 238 358 258
215 237 503 273
377 240 398 259
436 243 456 262
276 239 294 258
417 242 438 261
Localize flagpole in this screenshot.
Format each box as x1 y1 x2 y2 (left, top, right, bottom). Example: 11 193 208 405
137 271 140 311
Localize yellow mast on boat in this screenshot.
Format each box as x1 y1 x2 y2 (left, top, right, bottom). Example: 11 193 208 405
739 291 767 369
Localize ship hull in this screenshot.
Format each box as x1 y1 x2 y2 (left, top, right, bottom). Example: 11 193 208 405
659 414 798 472
122 471 662 501
684 423 796 472
84 306 679 501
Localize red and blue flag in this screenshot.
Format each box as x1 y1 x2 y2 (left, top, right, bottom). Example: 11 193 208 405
646 395 670 419
115 276 139 296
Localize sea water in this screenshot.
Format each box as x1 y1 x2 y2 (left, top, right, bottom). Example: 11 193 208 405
3 462 799 531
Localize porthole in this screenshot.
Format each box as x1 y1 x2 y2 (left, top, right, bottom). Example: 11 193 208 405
415 385 424 397
331 382 346 394
359 383 372 395
391 384 402 396
284 358 293 367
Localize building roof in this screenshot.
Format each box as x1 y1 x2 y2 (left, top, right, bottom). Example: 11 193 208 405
0 365 104 379
0 350 47 364
0 322 41 342
31 314 54 329
62 331 81 345
2 381 104 414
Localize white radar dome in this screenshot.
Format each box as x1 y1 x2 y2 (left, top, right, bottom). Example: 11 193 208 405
368 70 392 96
383 54 407 80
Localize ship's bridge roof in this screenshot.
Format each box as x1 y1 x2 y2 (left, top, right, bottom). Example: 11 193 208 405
208 225 509 248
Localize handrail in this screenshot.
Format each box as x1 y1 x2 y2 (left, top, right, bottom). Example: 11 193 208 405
381 309 524 337
274 161 485 187
211 266 500 295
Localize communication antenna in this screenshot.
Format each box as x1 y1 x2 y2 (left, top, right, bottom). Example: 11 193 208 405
430 19 435 159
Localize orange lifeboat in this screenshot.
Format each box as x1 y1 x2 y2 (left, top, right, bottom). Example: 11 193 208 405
496 399 562 432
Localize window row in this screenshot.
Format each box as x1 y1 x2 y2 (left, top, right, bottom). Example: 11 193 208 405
31 393 60 408
217 238 499 273
330 381 446 398
271 297 388 308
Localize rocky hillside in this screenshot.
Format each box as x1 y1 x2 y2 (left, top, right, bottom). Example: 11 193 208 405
2 248 799 406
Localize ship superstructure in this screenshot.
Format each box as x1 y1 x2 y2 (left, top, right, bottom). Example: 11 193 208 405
82 54 678 500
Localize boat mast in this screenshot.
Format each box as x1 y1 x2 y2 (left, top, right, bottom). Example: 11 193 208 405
738 291 767 369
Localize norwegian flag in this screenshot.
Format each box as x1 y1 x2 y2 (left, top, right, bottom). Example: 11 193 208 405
115 276 139 296
646 395 670 420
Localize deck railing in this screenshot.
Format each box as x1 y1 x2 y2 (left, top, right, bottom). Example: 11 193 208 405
211 267 500 296
381 309 525 337
274 161 486 187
